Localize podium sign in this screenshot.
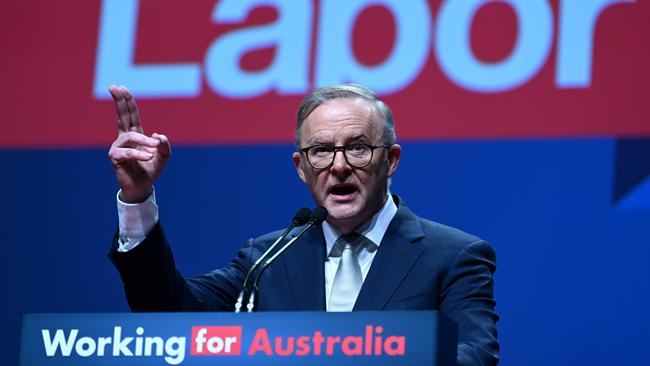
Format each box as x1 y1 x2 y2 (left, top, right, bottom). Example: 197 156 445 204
20 311 457 366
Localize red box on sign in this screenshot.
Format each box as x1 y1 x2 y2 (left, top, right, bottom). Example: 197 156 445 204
191 326 242 356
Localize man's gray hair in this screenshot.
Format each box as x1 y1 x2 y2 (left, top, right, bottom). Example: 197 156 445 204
295 84 397 147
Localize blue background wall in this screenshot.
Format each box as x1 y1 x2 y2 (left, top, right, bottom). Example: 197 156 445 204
3 138 649 364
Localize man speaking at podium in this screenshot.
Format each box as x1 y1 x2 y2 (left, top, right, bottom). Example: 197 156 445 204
107 84 499 365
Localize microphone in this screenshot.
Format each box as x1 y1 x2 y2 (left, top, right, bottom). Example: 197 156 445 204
246 207 328 312
234 207 311 313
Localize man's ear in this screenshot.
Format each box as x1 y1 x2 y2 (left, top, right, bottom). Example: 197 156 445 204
386 144 402 178
292 151 308 184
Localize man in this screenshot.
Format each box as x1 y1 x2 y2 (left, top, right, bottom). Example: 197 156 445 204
107 84 499 365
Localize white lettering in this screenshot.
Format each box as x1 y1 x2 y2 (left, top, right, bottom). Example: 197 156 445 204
97 336 111 356
145 336 165 356
40 327 184 365
165 337 186 365
557 0 635 87
74 337 96 357
207 336 225 353
92 0 637 97
194 328 208 353
42 329 78 356
112 326 133 356
205 0 311 98
315 0 431 94
225 336 237 352
435 0 553 93
93 0 200 99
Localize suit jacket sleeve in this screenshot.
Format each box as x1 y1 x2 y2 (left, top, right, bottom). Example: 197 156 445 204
108 222 257 312
440 239 499 366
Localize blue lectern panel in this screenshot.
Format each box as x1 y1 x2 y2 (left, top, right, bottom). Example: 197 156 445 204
20 311 456 366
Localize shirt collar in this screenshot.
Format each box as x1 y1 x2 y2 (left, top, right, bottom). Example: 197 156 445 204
323 194 398 257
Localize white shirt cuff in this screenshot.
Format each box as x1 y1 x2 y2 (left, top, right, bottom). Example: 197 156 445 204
116 189 159 252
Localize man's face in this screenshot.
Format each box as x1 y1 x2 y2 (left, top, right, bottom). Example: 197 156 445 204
292 98 401 234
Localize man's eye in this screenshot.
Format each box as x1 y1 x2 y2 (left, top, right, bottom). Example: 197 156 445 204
348 144 367 152
312 146 332 154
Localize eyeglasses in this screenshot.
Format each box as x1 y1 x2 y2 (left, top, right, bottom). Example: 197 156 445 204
300 143 392 169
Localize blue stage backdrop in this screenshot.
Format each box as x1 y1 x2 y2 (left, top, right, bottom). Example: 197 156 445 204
3 0 650 365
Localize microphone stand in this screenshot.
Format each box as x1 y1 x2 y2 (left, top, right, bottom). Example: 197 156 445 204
234 208 311 312
246 207 327 312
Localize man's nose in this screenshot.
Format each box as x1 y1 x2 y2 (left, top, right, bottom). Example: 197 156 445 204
330 150 352 174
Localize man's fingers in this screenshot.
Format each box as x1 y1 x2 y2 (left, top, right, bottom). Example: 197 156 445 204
141 146 158 154
121 86 143 133
109 85 131 132
152 133 171 158
111 132 169 162
115 131 160 149
109 146 154 163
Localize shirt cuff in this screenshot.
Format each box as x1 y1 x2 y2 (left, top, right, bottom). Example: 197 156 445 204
116 189 159 252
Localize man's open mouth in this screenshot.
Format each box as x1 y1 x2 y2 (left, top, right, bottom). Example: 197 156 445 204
330 185 358 196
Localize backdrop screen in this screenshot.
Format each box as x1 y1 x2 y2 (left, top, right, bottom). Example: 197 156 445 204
2 1 649 365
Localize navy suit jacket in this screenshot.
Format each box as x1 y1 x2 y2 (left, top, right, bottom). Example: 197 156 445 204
109 196 499 365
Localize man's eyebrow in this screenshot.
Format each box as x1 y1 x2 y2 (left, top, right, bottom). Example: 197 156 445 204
347 134 368 143
307 137 328 145
306 133 368 146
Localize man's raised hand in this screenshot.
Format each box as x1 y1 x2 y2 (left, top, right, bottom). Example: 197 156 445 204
108 85 171 203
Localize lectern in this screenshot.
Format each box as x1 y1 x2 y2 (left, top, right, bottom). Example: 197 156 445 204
21 311 457 365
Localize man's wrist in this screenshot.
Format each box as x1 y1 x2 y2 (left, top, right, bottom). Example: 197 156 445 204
116 189 159 250
118 186 154 204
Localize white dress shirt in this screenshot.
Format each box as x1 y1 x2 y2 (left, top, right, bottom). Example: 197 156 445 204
116 191 398 310
321 195 397 309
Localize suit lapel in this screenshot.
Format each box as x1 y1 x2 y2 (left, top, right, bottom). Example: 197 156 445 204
279 226 327 310
354 200 425 310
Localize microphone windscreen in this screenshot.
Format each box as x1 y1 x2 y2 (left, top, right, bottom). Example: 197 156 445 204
309 206 328 225
292 207 312 226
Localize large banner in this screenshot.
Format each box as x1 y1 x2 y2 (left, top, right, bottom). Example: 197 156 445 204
3 0 649 147
3 1 650 366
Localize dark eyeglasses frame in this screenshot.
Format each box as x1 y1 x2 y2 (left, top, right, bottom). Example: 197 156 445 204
299 143 392 169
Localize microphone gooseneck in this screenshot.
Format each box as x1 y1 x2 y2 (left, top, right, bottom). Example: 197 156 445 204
246 207 328 312
234 207 311 313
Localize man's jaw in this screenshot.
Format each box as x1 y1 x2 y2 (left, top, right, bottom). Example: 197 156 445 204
322 187 364 235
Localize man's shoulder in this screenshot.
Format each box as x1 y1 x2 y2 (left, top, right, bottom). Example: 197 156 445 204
403 211 497 267
394 197 493 257
417 216 482 245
